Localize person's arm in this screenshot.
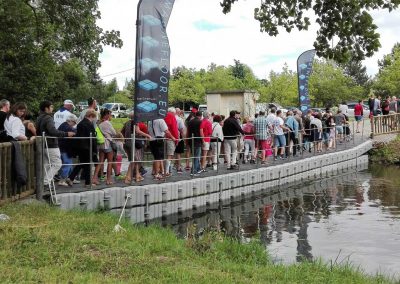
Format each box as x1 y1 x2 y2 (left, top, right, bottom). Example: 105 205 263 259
45 117 74 138
28 122 37 136
135 125 151 139
233 119 244 135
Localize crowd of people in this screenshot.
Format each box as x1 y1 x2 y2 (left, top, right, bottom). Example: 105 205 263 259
0 97 375 188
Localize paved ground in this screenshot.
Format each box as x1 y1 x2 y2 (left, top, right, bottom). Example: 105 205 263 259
45 120 372 197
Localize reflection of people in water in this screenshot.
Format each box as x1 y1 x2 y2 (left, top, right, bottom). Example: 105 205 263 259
355 186 364 207
242 211 259 239
259 205 274 245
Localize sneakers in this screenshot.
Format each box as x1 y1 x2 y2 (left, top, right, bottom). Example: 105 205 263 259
58 180 69 187
73 179 81 184
250 159 256 164
273 156 278 161
65 178 73 187
177 168 183 174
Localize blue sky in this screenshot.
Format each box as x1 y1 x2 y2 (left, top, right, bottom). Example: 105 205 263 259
98 0 400 88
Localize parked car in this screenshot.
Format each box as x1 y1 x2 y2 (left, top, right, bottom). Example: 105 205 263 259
346 102 370 118
310 107 326 115
256 103 288 114
101 103 128 118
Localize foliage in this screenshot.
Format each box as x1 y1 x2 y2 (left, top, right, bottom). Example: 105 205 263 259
309 60 364 107
373 44 400 97
259 64 298 106
169 66 206 105
0 0 122 112
369 135 400 164
220 0 400 63
0 203 391 283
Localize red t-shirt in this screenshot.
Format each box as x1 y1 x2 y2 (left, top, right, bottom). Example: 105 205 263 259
200 118 212 143
138 122 148 134
354 104 363 116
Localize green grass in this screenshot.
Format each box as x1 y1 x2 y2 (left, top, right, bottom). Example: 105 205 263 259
0 203 392 283
110 117 129 132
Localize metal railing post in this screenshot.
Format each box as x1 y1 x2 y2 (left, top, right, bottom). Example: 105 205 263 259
191 134 194 176
216 138 219 173
89 133 93 190
35 136 44 200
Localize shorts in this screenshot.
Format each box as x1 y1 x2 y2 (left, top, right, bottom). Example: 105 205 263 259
274 135 286 148
355 115 363 121
202 142 210 151
258 140 270 150
166 140 176 156
175 139 185 154
150 139 164 160
336 126 344 134
99 144 113 154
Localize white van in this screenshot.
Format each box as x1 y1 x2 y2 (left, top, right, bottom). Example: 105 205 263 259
102 103 128 118
198 104 207 112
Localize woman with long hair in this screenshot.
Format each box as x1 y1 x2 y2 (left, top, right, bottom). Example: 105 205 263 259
92 109 116 185
4 102 27 141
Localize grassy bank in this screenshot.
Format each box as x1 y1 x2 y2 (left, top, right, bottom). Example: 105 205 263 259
369 135 400 164
0 203 390 283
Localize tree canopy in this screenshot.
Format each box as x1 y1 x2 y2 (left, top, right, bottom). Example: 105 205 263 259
0 0 122 110
220 0 399 63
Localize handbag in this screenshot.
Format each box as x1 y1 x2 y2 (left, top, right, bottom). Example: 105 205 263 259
95 126 105 145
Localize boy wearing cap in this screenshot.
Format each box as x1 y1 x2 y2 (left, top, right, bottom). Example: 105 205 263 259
54 99 75 128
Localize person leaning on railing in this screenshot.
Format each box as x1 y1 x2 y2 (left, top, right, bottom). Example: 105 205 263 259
66 109 98 188
4 102 28 141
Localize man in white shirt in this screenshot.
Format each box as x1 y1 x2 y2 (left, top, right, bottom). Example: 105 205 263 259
272 110 289 160
54 99 74 128
148 118 176 180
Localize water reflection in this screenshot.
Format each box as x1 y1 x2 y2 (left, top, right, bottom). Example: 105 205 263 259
160 166 400 278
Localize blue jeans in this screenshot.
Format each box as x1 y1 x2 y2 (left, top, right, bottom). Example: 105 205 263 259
192 146 201 174
60 152 73 179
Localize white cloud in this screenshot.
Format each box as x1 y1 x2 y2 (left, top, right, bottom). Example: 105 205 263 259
98 0 400 88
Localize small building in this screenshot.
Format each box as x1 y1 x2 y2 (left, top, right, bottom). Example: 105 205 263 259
206 90 260 118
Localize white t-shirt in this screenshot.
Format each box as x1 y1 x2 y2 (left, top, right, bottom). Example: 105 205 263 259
4 115 25 139
175 115 185 131
272 116 284 136
54 108 73 129
339 104 348 115
266 113 276 127
211 122 224 141
148 119 168 139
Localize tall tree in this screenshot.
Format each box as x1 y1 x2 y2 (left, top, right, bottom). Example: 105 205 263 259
373 45 400 96
0 0 122 108
220 0 399 62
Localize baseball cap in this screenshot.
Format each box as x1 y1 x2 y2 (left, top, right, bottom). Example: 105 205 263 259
64 99 74 106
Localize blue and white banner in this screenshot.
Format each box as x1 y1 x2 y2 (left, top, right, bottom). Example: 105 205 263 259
134 0 175 122
297 49 316 113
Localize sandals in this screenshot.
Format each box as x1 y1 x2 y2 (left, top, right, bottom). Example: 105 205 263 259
124 179 132 185
106 180 114 185
135 176 144 182
153 174 163 181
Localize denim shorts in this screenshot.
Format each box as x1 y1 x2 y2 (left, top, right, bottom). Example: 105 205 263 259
336 126 344 134
274 135 286 148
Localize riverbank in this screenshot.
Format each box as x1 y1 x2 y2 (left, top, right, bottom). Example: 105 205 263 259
369 135 400 164
0 203 391 283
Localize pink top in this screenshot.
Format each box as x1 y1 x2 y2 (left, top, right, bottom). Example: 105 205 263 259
242 122 254 140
